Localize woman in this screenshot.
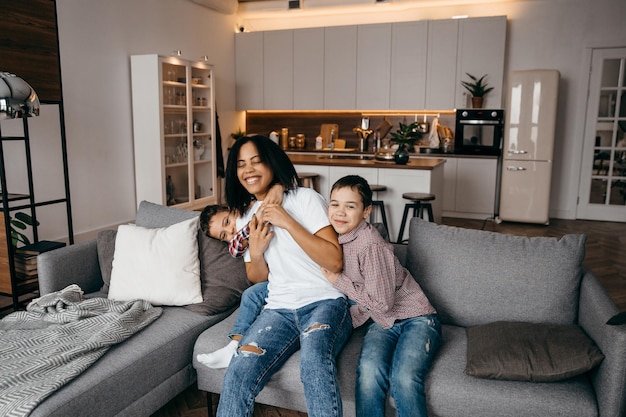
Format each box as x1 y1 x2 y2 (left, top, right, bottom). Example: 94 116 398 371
216 135 353 417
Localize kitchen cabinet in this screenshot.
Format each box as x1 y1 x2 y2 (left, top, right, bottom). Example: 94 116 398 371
455 16 507 109
426 16 507 110
294 28 325 110
236 32 264 110
264 30 293 110
390 21 428 109
425 19 459 110
452 157 498 218
324 25 358 109
356 24 392 109
293 164 330 198
235 16 506 111
131 54 217 210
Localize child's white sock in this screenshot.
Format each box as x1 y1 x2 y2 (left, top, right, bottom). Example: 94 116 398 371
196 340 238 369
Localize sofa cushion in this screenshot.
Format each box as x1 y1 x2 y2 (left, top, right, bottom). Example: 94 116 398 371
405 219 586 327
135 200 199 228
108 217 203 306
465 321 604 382
97 229 117 293
185 233 251 315
426 325 598 417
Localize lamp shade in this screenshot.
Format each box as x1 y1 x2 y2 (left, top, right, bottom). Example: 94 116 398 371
0 72 40 119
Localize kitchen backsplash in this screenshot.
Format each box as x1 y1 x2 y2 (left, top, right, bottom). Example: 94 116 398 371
245 111 456 151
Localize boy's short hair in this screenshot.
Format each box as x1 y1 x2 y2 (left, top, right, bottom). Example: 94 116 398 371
199 204 230 236
331 175 373 208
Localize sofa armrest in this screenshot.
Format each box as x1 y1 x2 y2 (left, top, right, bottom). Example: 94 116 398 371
37 240 103 295
578 269 626 417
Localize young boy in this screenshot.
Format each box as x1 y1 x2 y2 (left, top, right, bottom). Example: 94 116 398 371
321 175 441 417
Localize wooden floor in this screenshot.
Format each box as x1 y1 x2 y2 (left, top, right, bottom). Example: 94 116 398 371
1 217 624 417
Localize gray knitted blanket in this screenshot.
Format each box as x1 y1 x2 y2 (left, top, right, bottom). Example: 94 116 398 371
0 284 162 417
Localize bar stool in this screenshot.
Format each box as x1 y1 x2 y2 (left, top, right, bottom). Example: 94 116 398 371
396 192 435 243
297 172 320 193
369 184 389 238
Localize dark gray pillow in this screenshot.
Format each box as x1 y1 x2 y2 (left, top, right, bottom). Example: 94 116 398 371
185 232 251 315
465 321 604 382
97 229 117 292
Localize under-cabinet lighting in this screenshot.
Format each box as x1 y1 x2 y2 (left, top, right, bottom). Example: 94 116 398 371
452 15 469 19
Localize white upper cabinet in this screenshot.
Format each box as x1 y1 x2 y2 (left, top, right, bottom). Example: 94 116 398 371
356 23 392 109
425 19 459 110
456 16 507 109
294 28 325 110
234 16 506 110
236 32 263 110
324 25 357 109
264 30 293 110
390 21 428 109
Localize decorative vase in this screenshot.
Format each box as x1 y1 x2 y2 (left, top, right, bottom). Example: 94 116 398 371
471 96 484 109
194 144 205 161
394 144 410 165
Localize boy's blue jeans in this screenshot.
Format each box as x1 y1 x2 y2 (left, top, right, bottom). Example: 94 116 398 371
356 314 441 417
217 297 353 417
229 282 268 338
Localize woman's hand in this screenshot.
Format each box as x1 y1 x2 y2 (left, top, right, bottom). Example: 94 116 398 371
245 215 273 283
321 267 340 284
260 203 342 273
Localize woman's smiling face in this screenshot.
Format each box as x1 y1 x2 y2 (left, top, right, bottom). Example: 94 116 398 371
236 141 274 200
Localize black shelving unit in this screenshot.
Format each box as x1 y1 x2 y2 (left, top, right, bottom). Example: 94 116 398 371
0 102 74 310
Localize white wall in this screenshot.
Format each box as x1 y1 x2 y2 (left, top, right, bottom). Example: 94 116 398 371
54 0 238 241
35 0 625 242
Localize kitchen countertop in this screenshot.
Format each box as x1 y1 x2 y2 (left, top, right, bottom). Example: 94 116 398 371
287 149 499 160
288 152 446 170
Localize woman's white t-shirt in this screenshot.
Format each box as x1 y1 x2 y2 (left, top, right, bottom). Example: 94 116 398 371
237 187 345 309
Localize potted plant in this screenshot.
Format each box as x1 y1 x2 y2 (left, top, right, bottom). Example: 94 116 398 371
461 73 494 108
10 212 39 248
389 122 423 164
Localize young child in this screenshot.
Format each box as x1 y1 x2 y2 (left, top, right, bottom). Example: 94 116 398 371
321 175 441 417
196 183 284 368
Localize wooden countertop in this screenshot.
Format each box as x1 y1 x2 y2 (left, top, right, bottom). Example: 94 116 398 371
288 153 446 170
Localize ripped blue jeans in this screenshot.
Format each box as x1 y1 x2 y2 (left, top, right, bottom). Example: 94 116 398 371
356 314 441 417
216 297 352 417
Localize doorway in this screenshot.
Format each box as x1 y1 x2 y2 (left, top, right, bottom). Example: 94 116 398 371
577 47 626 222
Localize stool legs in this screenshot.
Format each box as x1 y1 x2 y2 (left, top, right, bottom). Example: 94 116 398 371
371 201 389 238
397 201 434 243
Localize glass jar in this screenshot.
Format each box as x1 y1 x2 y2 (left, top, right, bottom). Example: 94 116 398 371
296 133 305 149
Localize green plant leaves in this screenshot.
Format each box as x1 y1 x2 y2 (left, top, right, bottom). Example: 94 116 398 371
461 73 494 97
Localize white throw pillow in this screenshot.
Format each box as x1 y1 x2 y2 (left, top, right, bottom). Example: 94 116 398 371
108 217 202 306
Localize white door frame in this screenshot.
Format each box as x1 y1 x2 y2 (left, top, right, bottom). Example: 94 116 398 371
576 42 626 222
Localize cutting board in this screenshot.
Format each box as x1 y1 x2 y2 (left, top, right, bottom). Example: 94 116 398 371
319 124 339 149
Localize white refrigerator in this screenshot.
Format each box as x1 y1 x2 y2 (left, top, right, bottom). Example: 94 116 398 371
499 70 560 224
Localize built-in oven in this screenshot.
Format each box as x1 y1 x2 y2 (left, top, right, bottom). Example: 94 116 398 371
454 109 504 155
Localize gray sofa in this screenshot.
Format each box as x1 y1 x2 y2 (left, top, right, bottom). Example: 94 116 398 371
194 218 626 417
30 201 252 417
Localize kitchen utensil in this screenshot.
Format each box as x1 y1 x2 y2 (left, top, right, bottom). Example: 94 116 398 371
416 115 430 134
320 124 339 148
374 117 393 140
